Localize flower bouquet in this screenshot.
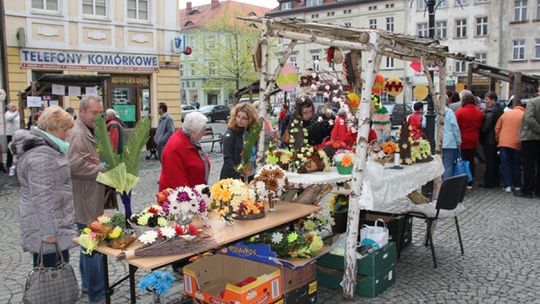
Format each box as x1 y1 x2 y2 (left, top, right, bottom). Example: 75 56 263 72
265 147 293 171
368 142 393 165
397 123 433 165
290 146 331 174
333 150 355 174
128 205 171 237
79 213 135 253
251 165 289 212
156 185 209 226
317 139 348 159
210 179 261 222
248 228 324 259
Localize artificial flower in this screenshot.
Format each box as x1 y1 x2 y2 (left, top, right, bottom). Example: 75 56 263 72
137 213 152 226
139 271 176 296
308 232 323 253
160 226 176 239
271 232 283 244
288 232 298 243
139 230 159 245
79 234 98 254
157 217 168 227
303 219 317 231
108 226 122 239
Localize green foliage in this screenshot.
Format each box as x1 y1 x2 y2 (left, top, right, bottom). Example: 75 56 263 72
120 117 151 176
241 119 262 165
110 213 126 229
94 115 120 169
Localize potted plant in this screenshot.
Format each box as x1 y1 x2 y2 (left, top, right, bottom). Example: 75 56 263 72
333 150 355 174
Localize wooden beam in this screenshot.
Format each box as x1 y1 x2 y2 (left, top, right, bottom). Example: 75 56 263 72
467 63 474 90
513 72 522 104
473 70 512 83
275 29 369 51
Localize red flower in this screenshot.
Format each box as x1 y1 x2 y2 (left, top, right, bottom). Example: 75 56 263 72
148 207 158 214
188 224 199 236
157 229 163 238
175 225 185 235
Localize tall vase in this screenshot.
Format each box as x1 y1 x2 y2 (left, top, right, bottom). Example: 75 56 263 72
120 191 132 219
268 193 277 213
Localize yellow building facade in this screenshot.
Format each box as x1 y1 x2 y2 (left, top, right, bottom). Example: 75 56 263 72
4 0 182 127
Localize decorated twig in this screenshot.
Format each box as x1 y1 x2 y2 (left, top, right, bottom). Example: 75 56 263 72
118 236 219 260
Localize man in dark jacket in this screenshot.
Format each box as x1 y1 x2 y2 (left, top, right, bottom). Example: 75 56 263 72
480 91 503 188
154 102 174 162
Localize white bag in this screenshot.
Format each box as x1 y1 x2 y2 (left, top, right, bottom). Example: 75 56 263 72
360 219 389 250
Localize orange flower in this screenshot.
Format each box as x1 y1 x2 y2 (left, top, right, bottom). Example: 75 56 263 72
341 155 353 167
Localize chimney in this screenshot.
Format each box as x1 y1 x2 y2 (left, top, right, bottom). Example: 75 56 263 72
211 0 219 9
186 1 192 13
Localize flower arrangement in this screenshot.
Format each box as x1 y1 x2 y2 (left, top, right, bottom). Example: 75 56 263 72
138 223 201 245
79 213 131 254
318 139 348 159
288 118 309 149
156 185 209 225
210 179 259 222
397 123 432 165
290 146 330 174
251 165 289 202
129 205 170 228
248 228 324 259
265 147 293 170
409 138 433 164
139 271 176 302
328 194 349 214
295 211 335 234
333 150 355 174
380 141 399 156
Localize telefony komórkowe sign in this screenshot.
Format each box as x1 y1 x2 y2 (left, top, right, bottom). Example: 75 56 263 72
20 49 159 72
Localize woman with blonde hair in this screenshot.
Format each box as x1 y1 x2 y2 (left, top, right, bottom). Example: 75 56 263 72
9 106 78 267
220 102 258 180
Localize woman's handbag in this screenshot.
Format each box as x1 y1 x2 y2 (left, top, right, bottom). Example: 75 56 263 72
453 151 473 183
360 219 389 251
23 242 79 304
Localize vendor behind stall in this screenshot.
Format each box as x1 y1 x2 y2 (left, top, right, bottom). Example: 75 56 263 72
282 98 332 148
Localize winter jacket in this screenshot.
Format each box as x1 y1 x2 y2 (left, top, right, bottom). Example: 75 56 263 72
519 96 540 141
159 130 209 191
66 118 106 225
480 103 503 145
456 104 483 149
10 128 77 254
442 106 462 149
407 111 424 140
154 113 174 147
331 115 356 145
4 110 20 136
495 106 525 150
220 128 244 180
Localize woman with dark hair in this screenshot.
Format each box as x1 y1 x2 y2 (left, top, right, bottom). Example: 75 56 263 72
456 93 483 188
220 103 259 180
282 98 317 148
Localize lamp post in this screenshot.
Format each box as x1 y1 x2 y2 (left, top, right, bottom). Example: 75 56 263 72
424 0 436 152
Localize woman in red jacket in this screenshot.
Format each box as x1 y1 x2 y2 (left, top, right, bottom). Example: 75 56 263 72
455 94 484 188
158 112 210 191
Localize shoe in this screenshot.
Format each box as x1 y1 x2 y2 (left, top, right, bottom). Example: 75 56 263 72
466 185 473 190
502 186 512 193
514 187 521 191
514 190 533 198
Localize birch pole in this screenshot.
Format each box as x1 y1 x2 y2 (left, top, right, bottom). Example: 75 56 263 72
256 20 269 166
343 32 382 299
256 38 297 165
432 58 447 198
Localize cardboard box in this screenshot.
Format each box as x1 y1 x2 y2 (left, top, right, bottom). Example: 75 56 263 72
316 242 396 277
183 254 283 304
317 265 395 298
275 280 318 304
281 264 316 294
224 241 332 270
361 213 413 250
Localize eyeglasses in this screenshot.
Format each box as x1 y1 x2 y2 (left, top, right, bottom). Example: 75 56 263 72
236 115 250 121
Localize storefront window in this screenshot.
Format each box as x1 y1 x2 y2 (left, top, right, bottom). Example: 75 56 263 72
110 75 150 128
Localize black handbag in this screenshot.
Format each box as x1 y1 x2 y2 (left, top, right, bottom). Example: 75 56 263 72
23 242 79 304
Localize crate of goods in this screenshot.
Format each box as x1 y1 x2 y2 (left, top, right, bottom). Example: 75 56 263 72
360 213 412 250
183 254 283 304
275 280 318 304
316 265 395 298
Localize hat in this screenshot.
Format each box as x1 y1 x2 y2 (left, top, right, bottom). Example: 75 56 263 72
105 108 117 117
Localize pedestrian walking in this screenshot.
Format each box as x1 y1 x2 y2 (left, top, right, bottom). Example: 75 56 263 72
456 93 483 189
66 95 107 304
515 92 540 198
105 108 124 154
4 103 20 170
154 102 174 162
480 91 503 188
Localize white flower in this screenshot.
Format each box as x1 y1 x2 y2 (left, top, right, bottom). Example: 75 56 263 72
332 78 338 84
139 230 158 245
317 117 323 122
271 232 283 244
325 85 330 90
160 226 176 239
310 84 318 90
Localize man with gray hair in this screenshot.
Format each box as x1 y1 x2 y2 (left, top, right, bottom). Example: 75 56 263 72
66 95 106 303
154 102 174 162
449 89 473 112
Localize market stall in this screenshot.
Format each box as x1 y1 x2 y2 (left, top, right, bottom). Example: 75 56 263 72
240 16 472 298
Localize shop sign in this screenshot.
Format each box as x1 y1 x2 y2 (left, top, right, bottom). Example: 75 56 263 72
20 49 159 72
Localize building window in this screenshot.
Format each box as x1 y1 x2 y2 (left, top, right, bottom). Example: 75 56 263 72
311 13 319 18
343 9 352 14
209 62 216 76
455 61 466 73
417 22 428 37
327 11 335 16
306 0 322 7
455 19 467 38
83 0 106 16
280 1 292 10
385 3 395 8
369 19 377 29
537 0 540 19
476 17 488 36
455 0 468 5
190 63 196 76
474 52 487 63
368 5 378 10
386 17 394 31
512 39 526 60
385 57 394 68
438 0 448 7
435 20 447 39
514 0 528 21
127 0 149 21
312 55 320 71
536 38 540 58
32 0 59 11
417 0 426 10
344 22 352 27
180 64 184 77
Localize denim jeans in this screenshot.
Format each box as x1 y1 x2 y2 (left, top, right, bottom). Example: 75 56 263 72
77 223 105 303
482 144 500 187
499 147 522 188
32 250 70 268
442 148 459 180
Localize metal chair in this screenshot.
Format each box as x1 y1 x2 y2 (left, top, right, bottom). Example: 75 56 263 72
400 174 468 268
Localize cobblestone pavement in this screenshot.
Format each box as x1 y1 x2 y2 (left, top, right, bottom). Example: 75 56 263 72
1 125 540 303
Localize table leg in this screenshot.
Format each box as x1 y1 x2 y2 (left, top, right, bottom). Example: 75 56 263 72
129 264 138 304
103 254 111 304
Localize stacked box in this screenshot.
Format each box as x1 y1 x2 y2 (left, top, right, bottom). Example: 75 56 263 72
316 242 396 298
275 280 318 304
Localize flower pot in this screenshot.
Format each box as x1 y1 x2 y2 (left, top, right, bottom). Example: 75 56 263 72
336 163 353 175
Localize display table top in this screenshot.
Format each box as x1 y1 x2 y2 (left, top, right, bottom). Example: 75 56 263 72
74 201 320 271
285 167 351 186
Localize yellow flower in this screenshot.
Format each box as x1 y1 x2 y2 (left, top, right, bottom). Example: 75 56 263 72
82 228 92 234
288 232 298 243
79 234 98 254
303 220 317 231
308 232 323 253
108 226 122 239
157 217 168 227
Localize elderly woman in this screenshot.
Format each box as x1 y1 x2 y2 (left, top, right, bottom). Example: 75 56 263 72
159 111 210 191
220 102 259 180
9 106 77 267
